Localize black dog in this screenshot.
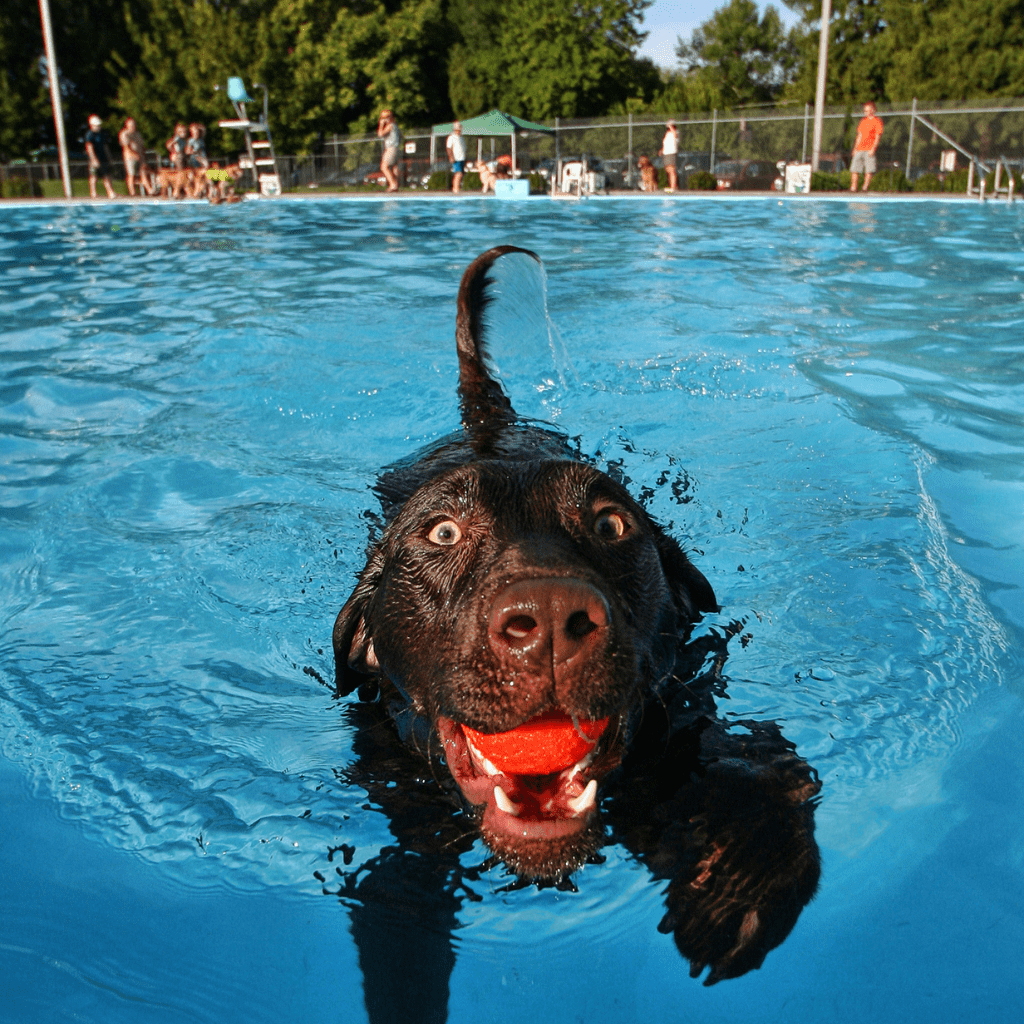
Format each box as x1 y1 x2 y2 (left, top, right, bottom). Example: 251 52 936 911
331 247 820 1006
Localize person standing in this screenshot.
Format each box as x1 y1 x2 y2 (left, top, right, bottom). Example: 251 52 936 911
85 115 116 199
166 123 188 169
850 102 884 192
659 119 679 192
186 123 208 169
377 109 402 192
446 121 466 193
118 117 150 197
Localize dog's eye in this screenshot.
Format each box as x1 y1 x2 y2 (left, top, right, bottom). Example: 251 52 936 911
427 520 463 546
594 511 629 540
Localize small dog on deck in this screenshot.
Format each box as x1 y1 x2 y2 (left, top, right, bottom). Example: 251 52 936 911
638 154 658 191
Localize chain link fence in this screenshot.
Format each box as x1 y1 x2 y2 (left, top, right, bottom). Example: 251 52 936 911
5 99 1024 197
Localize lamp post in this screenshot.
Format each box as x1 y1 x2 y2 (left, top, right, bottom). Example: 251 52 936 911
811 0 832 173
38 0 71 198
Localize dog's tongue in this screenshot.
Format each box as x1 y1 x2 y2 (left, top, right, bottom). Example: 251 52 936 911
463 710 609 776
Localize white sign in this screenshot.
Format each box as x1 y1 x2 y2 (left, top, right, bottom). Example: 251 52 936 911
404 141 416 154
784 163 812 193
940 149 957 172
259 173 281 197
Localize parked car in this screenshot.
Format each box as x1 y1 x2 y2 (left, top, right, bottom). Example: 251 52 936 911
817 153 846 174
28 145 86 162
715 159 785 191
599 158 631 188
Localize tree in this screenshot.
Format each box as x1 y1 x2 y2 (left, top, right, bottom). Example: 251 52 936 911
113 0 453 155
447 0 659 120
676 0 797 108
781 0 890 105
0 1 143 159
883 0 1024 101
0 4 49 158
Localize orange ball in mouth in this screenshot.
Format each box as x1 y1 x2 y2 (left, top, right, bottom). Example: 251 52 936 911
462 710 610 776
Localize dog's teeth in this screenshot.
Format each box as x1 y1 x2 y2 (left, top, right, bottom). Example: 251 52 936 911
568 779 598 816
466 737 500 776
494 786 521 816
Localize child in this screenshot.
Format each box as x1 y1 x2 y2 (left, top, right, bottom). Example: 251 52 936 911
166 123 188 169
186 123 208 170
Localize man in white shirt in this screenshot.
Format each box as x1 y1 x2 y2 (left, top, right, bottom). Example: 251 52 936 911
659 120 679 192
446 121 467 193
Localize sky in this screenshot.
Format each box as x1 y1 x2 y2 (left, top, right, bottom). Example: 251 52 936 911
636 0 800 69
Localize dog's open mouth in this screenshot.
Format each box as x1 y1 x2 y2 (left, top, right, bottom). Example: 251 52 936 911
436 710 616 844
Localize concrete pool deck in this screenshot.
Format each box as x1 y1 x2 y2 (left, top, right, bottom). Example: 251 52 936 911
0 189 1006 210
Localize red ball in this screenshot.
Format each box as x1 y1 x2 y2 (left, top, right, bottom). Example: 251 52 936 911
463 710 609 776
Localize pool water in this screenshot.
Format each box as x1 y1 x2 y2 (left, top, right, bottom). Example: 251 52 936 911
1 196 1022 1023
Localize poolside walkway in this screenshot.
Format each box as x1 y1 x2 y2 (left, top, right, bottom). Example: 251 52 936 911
0 188 1000 208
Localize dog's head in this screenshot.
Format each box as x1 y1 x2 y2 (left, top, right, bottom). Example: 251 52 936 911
334 454 715 879
333 247 715 880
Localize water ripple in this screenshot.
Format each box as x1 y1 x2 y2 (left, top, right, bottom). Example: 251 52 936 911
1 197 1020 889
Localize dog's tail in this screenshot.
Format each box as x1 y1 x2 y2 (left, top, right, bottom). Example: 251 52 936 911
455 245 541 429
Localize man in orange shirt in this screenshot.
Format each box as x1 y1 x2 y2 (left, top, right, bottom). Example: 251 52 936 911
850 101 884 192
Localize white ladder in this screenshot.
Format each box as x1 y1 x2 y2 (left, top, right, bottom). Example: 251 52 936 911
217 79 281 196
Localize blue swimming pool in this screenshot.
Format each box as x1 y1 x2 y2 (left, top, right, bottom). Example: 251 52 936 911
1 196 1021 1023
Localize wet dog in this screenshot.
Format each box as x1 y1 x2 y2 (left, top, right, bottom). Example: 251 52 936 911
333 247 820 986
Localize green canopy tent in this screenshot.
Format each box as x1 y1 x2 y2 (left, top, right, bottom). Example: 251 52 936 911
431 109 554 176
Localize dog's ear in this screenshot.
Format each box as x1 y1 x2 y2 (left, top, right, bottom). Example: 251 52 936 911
332 553 384 698
655 530 718 623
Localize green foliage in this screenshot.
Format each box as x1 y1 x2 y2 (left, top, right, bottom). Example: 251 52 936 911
867 166 911 191
447 0 659 119
783 0 1024 106
462 170 481 190
114 0 453 156
2 174 44 198
528 172 546 193
914 172 942 191
426 170 451 190
983 168 1023 192
0 4 49 159
1 1 141 159
687 170 718 189
884 0 1024 101
8 0 1024 163
638 70 724 115
677 0 797 107
811 169 843 190
945 168 970 192
782 1 890 106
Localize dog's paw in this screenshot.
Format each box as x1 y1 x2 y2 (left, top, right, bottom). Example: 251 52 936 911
655 741 821 983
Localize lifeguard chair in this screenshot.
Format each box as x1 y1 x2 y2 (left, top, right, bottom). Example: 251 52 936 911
217 76 280 196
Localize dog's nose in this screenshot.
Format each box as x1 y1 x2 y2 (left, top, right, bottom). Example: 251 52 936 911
488 578 610 671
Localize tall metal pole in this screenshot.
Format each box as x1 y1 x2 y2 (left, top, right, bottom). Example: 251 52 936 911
710 109 717 174
627 111 633 186
905 97 917 179
811 0 832 172
38 0 72 198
